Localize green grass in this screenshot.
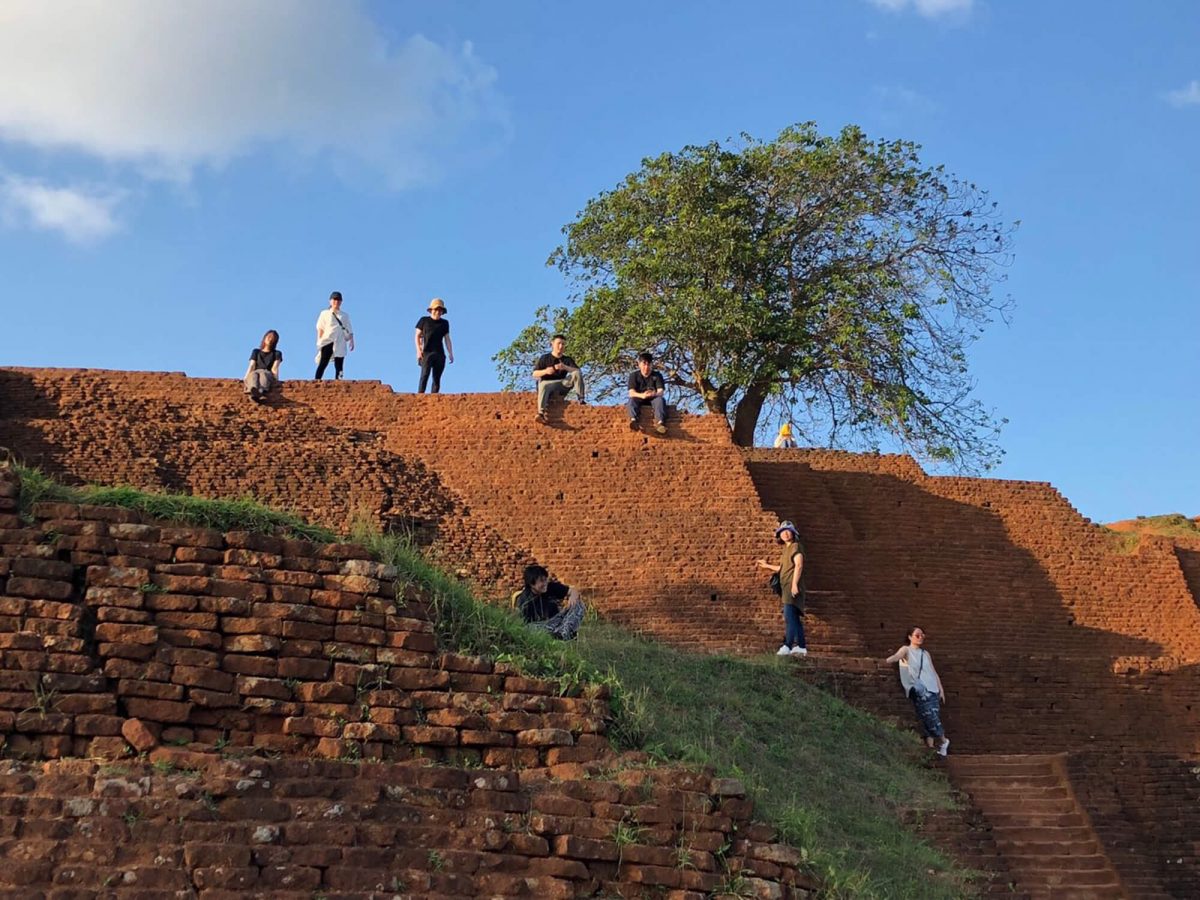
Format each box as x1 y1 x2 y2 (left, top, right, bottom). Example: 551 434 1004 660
1126 513 1200 539
573 624 971 899
355 524 972 897
11 466 974 897
13 463 335 542
348 522 623 700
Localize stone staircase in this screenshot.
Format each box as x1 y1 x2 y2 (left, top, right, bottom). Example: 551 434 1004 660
948 754 1128 899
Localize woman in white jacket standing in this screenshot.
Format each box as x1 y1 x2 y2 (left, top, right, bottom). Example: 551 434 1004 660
314 291 354 380
886 626 951 756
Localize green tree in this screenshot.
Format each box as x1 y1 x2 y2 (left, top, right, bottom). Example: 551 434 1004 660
494 122 1015 467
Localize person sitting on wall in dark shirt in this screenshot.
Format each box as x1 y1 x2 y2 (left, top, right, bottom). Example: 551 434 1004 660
532 334 585 424
515 564 586 640
626 351 668 435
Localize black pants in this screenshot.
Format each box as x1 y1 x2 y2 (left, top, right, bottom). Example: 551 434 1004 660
314 344 343 380
418 352 446 393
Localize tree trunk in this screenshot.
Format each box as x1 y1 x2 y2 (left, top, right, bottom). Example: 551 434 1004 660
731 381 770 447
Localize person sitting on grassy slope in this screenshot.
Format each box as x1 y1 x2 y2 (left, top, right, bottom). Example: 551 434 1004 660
515 563 586 640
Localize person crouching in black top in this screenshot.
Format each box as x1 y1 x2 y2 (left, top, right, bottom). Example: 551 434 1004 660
244 329 282 402
415 297 454 393
516 564 586 640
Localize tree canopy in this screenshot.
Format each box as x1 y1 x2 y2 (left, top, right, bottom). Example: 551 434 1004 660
494 122 1016 468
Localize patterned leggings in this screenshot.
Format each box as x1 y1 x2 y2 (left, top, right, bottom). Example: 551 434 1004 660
910 688 944 739
528 600 586 641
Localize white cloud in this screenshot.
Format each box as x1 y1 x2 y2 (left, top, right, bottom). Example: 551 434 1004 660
1165 80 1200 108
0 176 124 243
0 0 508 188
868 0 973 19
873 85 940 118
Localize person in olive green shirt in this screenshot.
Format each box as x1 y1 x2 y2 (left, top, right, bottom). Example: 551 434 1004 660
756 520 807 656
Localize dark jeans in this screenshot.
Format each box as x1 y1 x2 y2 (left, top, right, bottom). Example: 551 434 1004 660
626 395 666 423
418 352 446 393
315 344 343 380
782 603 806 649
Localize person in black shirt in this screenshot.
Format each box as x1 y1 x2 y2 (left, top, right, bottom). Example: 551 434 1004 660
626 351 668 434
532 334 586 424
515 564 586 640
243 329 282 402
414 297 454 393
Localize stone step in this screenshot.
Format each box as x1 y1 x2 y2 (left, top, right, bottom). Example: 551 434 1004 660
950 759 1061 777
964 796 1080 811
989 826 1104 844
1001 854 1114 872
1017 867 1121 887
1025 888 1125 900
959 772 1062 789
964 796 1076 813
987 839 1100 857
944 754 1127 899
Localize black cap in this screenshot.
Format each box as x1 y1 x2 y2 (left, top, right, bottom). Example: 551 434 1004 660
330 291 342 300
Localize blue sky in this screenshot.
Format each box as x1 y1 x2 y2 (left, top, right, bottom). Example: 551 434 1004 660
1 0 1196 523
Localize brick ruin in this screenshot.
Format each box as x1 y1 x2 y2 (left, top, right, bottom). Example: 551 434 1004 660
0 464 811 898
1 366 1199 897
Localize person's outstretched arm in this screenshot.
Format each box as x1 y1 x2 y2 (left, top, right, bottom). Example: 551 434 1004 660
885 646 909 664
756 558 780 572
243 360 255 380
445 334 454 364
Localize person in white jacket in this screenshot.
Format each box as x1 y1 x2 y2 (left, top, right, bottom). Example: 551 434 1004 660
886 626 951 756
314 291 354 380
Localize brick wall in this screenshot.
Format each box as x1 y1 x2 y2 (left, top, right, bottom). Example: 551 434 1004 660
1067 751 1200 898
5 369 1200 753
5 370 1200 741
746 448 1200 756
0 496 606 768
0 755 816 899
0 463 814 898
0 368 788 655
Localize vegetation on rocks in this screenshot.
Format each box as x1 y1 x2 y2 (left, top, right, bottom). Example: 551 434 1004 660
13 463 335 542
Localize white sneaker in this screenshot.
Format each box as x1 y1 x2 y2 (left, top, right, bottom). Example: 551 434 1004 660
776 645 790 656
789 647 808 656
938 738 950 757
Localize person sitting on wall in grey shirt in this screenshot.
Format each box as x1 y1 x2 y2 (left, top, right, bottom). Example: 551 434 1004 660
532 334 585 424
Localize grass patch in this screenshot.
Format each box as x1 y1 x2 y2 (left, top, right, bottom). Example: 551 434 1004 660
1105 531 1142 555
13 463 334 542
348 522 622 700
357 522 971 896
1126 513 1200 540
573 623 971 899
